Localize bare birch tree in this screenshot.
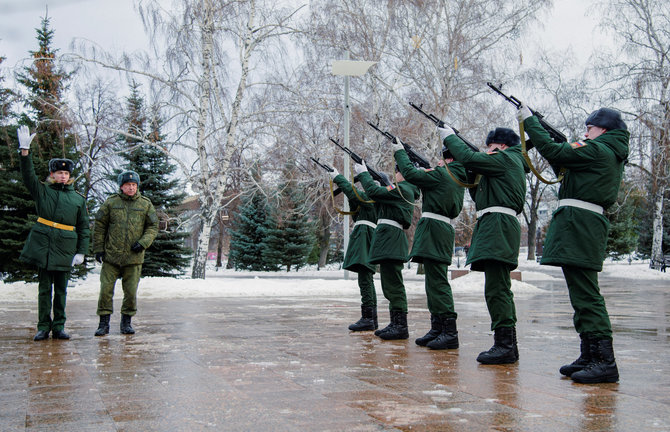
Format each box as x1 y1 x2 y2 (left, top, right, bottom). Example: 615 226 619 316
595 0 669 266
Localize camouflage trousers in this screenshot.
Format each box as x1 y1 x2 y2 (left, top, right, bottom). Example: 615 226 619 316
97 262 142 316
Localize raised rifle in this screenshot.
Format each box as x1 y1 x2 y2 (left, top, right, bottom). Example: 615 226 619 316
366 121 431 169
408 102 480 154
329 137 392 186
486 82 567 143
310 157 342 196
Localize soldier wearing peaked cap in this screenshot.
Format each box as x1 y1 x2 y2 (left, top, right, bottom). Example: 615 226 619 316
438 125 527 365
93 170 158 336
16 126 90 341
518 105 629 384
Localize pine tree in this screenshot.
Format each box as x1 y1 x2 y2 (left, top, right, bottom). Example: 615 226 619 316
229 190 271 271
1 16 81 281
606 184 640 260
117 83 192 277
262 163 315 272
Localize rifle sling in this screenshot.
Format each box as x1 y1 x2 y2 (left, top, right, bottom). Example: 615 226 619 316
330 179 359 215
519 121 565 185
444 159 481 189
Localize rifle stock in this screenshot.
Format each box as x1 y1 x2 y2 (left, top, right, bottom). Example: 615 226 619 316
329 137 392 186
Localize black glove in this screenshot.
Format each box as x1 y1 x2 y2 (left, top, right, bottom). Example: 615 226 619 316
95 252 104 263
130 242 144 253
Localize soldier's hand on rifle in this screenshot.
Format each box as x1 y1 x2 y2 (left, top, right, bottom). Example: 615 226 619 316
517 104 532 122
327 167 339 180
17 125 36 150
353 161 368 176
71 254 85 266
437 123 455 141
392 137 404 153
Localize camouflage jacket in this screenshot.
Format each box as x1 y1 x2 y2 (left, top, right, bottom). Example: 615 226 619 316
93 191 158 266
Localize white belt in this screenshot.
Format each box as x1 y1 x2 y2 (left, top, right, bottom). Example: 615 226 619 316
557 199 604 215
476 206 517 218
421 212 452 225
377 218 403 229
354 220 377 229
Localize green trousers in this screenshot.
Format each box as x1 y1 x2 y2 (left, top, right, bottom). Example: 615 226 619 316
379 261 407 312
562 266 612 339
97 262 142 316
37 268 70 331
358 270 376 307
424 259 456 318
483 260 516 330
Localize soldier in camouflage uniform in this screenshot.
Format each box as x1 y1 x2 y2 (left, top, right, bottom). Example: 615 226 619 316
327 169 379 331
17 126 90 341
518 105 629 383
353 160 420 340
439 125 527 365
93 171 158 336
392 138 466 350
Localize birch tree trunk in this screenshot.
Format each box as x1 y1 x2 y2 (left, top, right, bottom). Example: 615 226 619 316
650 189 665 268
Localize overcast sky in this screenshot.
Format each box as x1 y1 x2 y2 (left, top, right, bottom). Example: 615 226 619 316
0 0 602 74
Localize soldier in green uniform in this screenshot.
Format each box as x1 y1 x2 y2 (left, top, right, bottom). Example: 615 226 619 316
392 138 466 349
327 169 378 331
17 126 90 341
518 105 628 383
353 160 420 340
93 171 158 336
439 125 526 364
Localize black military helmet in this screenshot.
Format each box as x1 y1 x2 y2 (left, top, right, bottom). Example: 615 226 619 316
117 170 141 187
48 158 74 173
486 127 520 147
585 108 627 131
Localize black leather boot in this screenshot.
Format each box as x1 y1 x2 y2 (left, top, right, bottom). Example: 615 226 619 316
33 330 50 341
559 335 591 377
415 314 441 346
349 305 378 331
120 314 135 334
378 309 409 340
375 311 393 336
427 316 459 350
95 314 111 336
571 338 619 384
52 329 70 339
476 327 517 364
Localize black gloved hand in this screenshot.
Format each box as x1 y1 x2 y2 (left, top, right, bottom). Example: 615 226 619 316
95 252 104 263
130 242 144 253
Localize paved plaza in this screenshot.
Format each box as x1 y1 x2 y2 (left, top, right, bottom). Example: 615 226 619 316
0 269 669 431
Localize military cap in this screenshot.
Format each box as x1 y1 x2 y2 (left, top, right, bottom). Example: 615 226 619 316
117 170 141 187
585 108 627 131
48 158 75 173
486 128 520 147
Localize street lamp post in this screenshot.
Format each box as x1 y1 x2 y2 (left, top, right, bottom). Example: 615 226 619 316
331 54 376 279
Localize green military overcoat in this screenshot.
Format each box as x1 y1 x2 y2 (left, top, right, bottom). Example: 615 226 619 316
19 155 90 271
444 136 527 271
93 192 158 267
358 171 420 264
333 174 377 273
523 116 630 271
394 149 465 264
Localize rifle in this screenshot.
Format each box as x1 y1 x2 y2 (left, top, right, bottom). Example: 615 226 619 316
310 157 342 196
409 102 480 153
486 82 567 143
366 121 431 169
329 137 392 186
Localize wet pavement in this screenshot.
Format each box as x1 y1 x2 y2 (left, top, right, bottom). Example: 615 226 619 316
1 273 669 431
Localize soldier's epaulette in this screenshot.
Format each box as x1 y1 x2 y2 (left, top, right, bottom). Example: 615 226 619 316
139 195 153 203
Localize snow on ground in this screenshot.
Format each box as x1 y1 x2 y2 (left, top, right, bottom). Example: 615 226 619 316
1 255 666 303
